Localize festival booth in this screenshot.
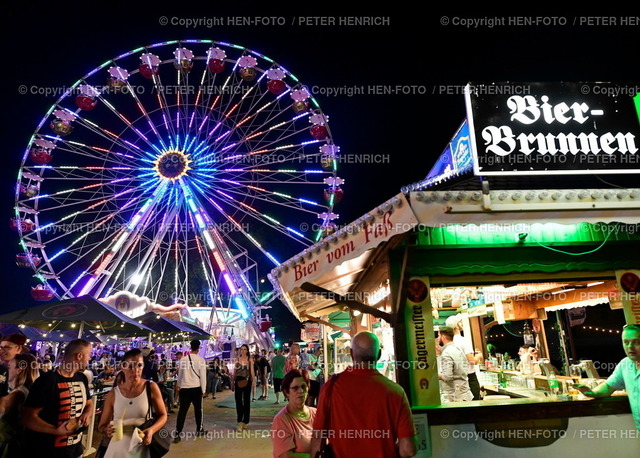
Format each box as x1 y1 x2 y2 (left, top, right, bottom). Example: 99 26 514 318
269 83 640 456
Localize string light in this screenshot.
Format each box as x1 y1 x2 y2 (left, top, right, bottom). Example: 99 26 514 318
582 326 621 333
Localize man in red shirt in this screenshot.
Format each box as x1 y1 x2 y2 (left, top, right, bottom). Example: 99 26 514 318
310 331 417 457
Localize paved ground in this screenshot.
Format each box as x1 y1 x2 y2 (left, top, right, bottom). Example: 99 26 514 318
90 387 283 457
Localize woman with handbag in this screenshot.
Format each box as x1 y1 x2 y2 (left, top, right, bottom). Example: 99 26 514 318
271 369 317 458
98 348 167 458
231 344 255 432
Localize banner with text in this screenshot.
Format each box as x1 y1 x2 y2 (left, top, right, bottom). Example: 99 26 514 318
403 276 440 407
465 82 640 175
277 193 418 292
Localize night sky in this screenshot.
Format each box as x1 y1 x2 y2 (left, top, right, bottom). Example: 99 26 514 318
2 4 639 342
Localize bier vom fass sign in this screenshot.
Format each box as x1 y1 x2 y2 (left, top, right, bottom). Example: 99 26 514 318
465 82 640 175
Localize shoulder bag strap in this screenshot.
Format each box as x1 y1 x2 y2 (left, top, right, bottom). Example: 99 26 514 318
188 354 201 378
145 380 153 421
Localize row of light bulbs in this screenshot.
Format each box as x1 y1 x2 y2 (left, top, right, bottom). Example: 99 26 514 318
581 326 621 333
413 189 640 203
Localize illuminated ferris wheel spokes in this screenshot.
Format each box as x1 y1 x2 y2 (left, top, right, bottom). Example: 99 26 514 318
13 40 343 322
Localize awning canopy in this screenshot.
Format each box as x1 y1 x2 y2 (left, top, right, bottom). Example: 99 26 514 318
270 186 640 322
273 248 380 321
269 192 416 321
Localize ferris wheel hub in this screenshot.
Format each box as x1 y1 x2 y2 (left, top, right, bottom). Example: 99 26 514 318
154 150 192 180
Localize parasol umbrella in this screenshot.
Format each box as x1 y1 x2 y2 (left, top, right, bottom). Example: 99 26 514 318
0 322 103 343
0 323 102 343
34 329 103 343
134 311 198 334
0 295 154 338
0 322 49 341
134 311 197 344
133 312 211 344
168 318 211 340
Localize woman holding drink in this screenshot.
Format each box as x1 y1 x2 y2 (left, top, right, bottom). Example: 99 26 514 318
98 349 167 458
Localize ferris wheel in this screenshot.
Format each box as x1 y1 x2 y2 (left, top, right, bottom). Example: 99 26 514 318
12 39 343 322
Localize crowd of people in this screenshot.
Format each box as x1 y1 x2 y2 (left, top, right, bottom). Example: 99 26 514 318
0 335 200 457
0 331 416 457
0 323 388 458
0 326 554 457
0 322 636 457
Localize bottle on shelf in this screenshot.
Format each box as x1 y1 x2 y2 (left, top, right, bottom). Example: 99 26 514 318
547 371 561 395
523 321 535 346
499 370 507 388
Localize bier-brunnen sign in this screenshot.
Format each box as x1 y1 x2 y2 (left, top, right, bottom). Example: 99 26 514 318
465 82 640 175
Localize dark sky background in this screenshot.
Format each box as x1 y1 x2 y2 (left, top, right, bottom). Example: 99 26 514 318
1 4 639 342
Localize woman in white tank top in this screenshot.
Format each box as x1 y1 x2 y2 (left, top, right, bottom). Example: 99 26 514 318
98 348 167 458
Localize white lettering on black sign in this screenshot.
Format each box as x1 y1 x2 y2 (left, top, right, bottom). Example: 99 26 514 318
466 82 640 175
482 95 638 157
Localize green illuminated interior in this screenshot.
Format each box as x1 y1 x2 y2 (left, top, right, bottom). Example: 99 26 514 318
416 222 640 247
406 222 640 277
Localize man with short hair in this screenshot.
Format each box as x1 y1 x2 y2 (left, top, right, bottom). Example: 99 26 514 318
267 350 274 386
46 347 56 363
174 339 207 442
437 325 473 402
96 365 116 382
299 347 309 369
23 339 94 457
258 349 270 400
306 347 322 407
445 314 483 400
173 351 183 370
270 348 286 404
311 331 417 457
578 324 640 430
41 354 54 373
142 347 159 382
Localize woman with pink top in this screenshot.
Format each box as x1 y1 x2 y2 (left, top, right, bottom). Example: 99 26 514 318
270 369 316 457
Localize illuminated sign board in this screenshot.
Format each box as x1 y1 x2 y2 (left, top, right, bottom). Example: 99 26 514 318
465 82 640 175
